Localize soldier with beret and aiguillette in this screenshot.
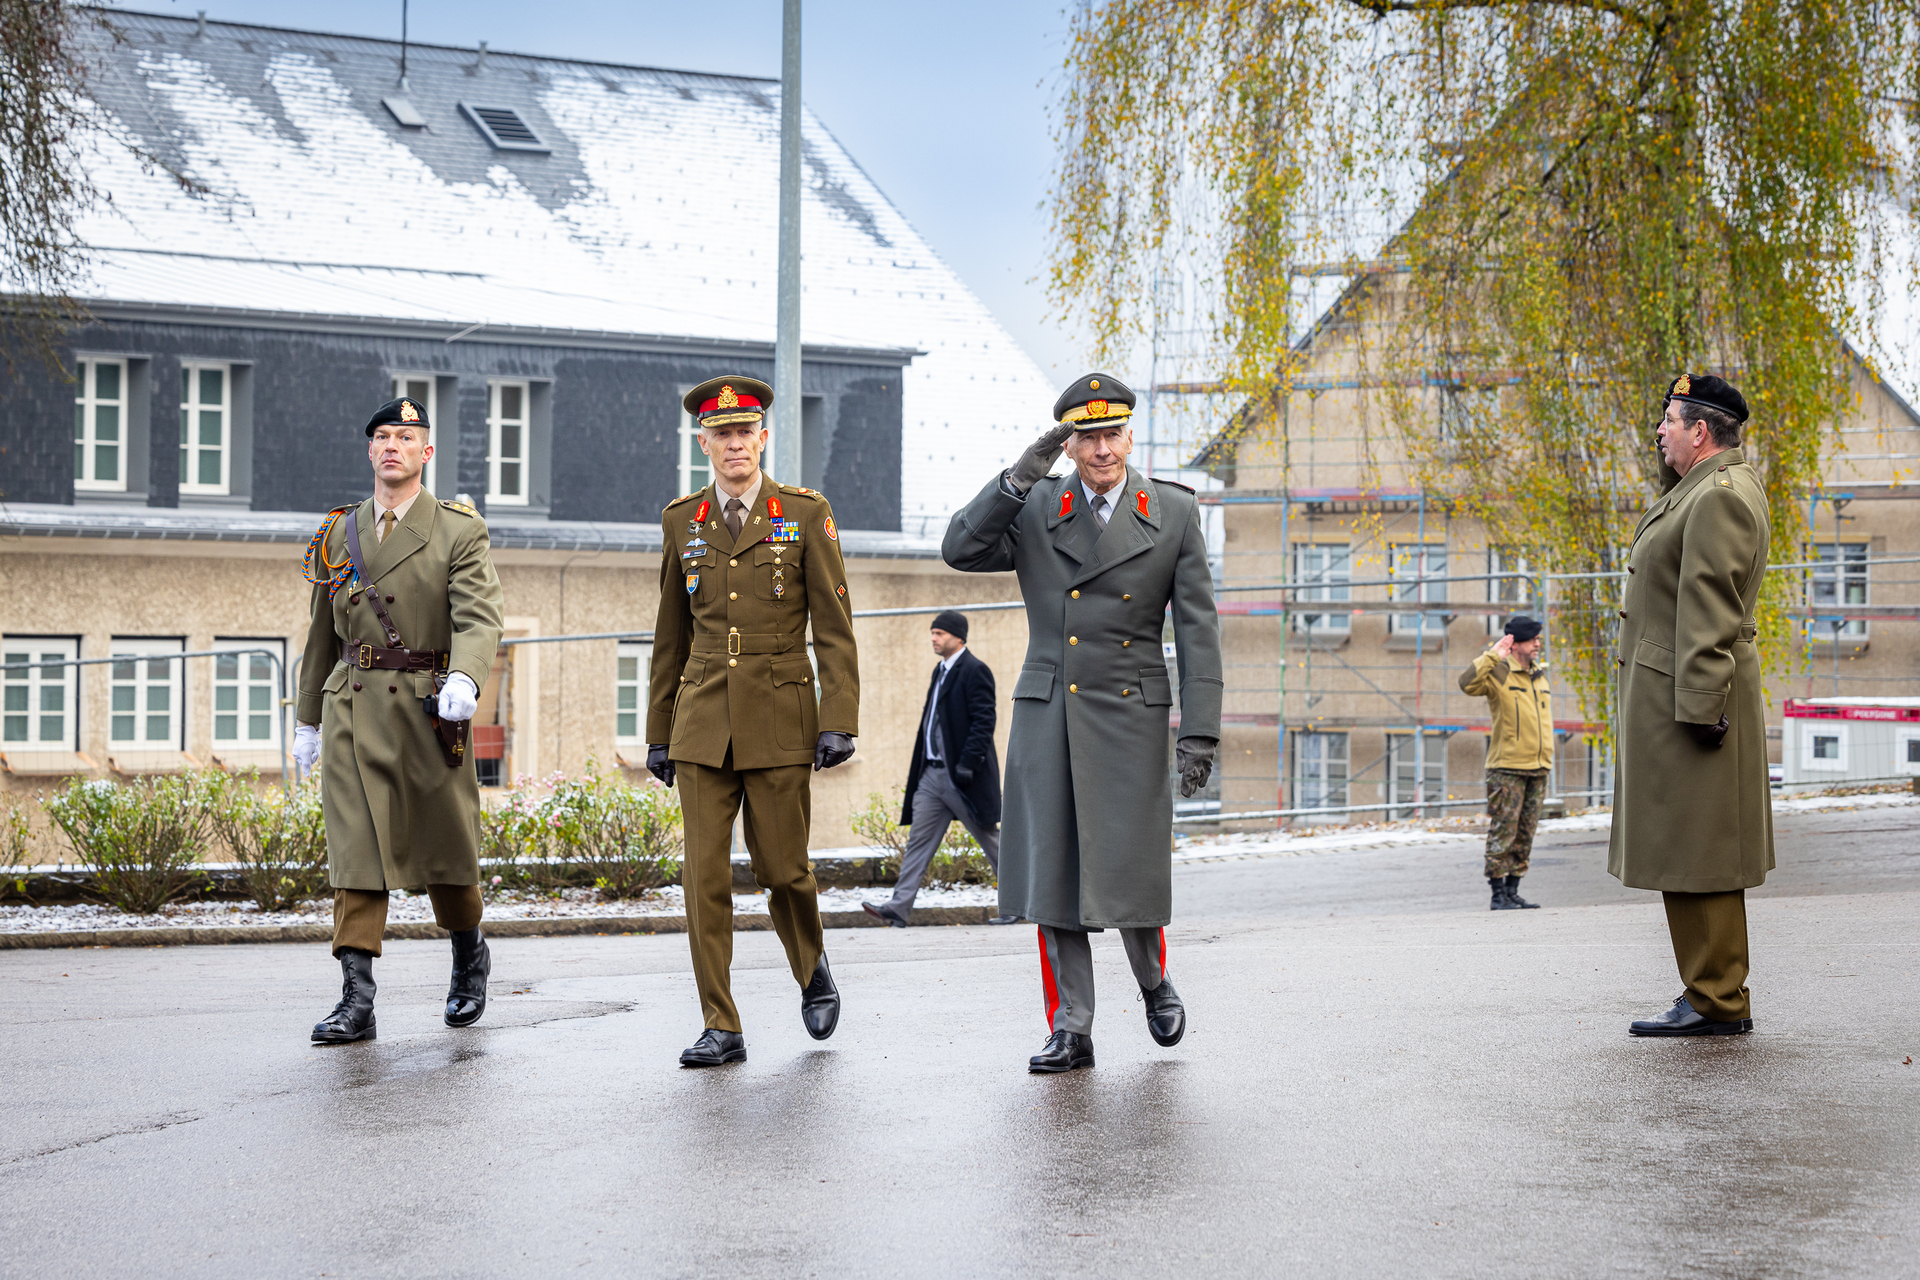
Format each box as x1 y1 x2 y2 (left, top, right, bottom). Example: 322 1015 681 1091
294 396 505 1045
645 375 859 1068
944 372 1223 1073
1611 373 1773 1037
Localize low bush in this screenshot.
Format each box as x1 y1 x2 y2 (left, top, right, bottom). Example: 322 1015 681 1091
483 765 682 899
47 773 217 914
210 772 327 911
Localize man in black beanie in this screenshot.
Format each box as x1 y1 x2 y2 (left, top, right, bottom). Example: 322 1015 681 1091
1460 614 1554 909
865 610 1014 926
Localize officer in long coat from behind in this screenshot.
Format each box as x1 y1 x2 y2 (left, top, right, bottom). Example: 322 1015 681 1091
1610 374 1774 1036
944 373 1223 1072
294 397 505 1045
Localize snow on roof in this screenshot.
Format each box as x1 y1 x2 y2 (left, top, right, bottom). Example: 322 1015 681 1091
66 10 1050 528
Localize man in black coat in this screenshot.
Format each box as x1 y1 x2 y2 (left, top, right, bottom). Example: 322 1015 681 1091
865 611 1016 926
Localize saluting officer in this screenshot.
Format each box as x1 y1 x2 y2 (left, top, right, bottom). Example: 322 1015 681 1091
1611 374 1773 1036
646 375 860 1067
944 373 1223 1073
294 397 505 1044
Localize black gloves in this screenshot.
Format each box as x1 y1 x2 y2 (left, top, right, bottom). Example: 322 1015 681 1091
1175 736 1217 798
645 743 675 787
951 762 974 786
1005 422 1075 494
815 731 856 771
1687 716 1730 750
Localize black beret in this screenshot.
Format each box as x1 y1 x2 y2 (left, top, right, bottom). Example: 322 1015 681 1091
1504 615 1543 642
1052 372 1136 429
683 375 773 427
931 610 968 640
1664 373 1748 424
364 396 430 436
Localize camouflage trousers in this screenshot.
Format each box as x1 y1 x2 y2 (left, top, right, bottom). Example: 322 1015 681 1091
1484 768 1549 879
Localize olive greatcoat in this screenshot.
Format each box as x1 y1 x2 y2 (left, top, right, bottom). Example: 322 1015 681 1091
646 472 860 762
943 466 1223 930
1608 448 1775 892
297 493 505 892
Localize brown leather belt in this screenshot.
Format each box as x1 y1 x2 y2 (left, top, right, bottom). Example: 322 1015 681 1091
343 641 450 673
691 632 797 657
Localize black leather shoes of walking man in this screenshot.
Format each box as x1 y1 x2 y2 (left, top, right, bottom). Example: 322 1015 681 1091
801 956 840 1039
1629 994 1752 1036
311 948 377 1044
445 927 491 1027
680 1028 748 1067
1143 978 1186 1047
1029 1030 1095 1073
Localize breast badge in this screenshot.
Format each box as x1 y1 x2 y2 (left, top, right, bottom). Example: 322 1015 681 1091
770 519 800 543
823 516 838 541
685 573 699 595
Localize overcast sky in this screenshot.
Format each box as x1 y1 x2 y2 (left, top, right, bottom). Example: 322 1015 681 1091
98 0 1087 380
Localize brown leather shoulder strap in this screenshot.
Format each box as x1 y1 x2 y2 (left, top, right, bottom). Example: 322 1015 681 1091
343 509 404 649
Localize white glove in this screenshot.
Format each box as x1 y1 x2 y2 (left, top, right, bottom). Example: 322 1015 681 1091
292 724 321 774
438 672 479 722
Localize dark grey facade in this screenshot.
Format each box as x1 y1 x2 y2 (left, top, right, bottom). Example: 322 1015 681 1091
1 316 908 529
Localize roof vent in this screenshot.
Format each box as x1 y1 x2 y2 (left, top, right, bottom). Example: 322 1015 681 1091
459 102 550 153
383 97 427 129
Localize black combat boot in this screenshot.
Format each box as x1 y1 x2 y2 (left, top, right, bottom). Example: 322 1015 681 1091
1490 877 1520 910
1142 978 1186 1047
311 948 377 1044
1028 1030 1095 1073
1504 875 1541 909
445 927 491 1027
801 955 840 1040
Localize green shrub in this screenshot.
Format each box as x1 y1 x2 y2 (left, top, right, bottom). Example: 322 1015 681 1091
543 766 684 900
848 786 995 888
210 772 327 911
479 787 550 890
47 773 216 914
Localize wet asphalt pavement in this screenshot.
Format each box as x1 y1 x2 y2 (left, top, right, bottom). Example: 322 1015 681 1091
1 805 1916 1278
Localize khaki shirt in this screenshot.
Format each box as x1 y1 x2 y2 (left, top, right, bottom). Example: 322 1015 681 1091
1459 647 1554 771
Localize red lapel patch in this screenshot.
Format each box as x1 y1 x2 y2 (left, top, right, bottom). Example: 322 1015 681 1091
1137 489 1150 516
767 495 782 519
1058 490 1074 518
694 500 710 524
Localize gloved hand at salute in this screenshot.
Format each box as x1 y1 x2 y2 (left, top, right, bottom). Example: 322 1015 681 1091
1005 422 1075 495
1175 736 1217 798
815 731 856 771
645 744 675 788
436 672 479 722
293 723 321 774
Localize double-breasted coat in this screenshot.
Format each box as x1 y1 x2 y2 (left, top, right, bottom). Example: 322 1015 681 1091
298 493 504 892
1608 448 1775 892
646 472 860 766
943 466 1223 929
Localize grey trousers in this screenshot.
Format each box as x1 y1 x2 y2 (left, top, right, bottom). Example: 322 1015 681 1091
1037 924 1168 1035
887 763 1000 917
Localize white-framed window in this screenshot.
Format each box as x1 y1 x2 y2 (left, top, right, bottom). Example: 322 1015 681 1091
1291 542 1352 635
211 639 284 750
1896 727 1920 777
1488 546 1533 633
1802 722 1847 772
1386 731 1446 817
1294 730 1349 811
73 358 127 491
109 638 185 750
615 641 651 744
678 404 713 497
2 637 79 750
392 374 440 494
1805 543 1868 639
487 380 528 505
178 362 231 494
1389 542 1447 635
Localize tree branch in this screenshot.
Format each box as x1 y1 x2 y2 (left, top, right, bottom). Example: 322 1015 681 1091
1344 0 1656 33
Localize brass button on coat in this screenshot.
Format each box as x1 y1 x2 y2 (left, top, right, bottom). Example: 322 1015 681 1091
1121 640 1131 647
1070 590 1080 599
728 658 738 667
1069 636 1078 645
729 559 738 567
730 592 738 600
1122 594 1131 601
1122 688 1131 696
1069 683 1078 692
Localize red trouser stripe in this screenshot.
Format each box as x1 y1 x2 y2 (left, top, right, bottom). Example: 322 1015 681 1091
1157 927 1167 984
1037 926 1060 1030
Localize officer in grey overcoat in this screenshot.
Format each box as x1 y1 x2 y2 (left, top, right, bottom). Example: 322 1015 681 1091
944 373 1223 1072
1610 374 1774 1037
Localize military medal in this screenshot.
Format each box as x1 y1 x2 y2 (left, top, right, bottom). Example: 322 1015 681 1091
774 582 785 597
770 519 800 543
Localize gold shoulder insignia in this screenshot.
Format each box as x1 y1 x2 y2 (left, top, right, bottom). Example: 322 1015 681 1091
782 485 821 498
1151 477 1197 494
665 491 704 511
439 499 479 516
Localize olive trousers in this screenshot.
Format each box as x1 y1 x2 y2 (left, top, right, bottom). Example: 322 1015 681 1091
677 752 823 1033
332 885 483 957
1663 889 1751 1022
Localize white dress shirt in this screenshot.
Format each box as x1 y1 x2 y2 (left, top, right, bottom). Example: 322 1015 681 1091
924 647 963 762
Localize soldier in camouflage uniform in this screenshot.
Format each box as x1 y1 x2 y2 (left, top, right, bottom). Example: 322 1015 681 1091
1460 615 1554 910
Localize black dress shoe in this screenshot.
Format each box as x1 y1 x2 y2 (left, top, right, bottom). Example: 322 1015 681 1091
986 914 1021 926
1143 978 1186 1047
1489 877 1520 910
862 902 907 928
1629 994 1752 1036
445 927 491 1027
801 955 840 1040
312 948 377 1044
680 1028 747 1067
1028 1030 1094 1073
1504 875 1541 908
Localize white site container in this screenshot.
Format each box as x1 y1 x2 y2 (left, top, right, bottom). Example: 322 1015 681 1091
1782 697 1920 786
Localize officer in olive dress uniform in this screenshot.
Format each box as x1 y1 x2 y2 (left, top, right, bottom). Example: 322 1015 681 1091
1610 374 1774 1036
944 373 1223 1072
645 375 860 1067
294 397 505 1044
